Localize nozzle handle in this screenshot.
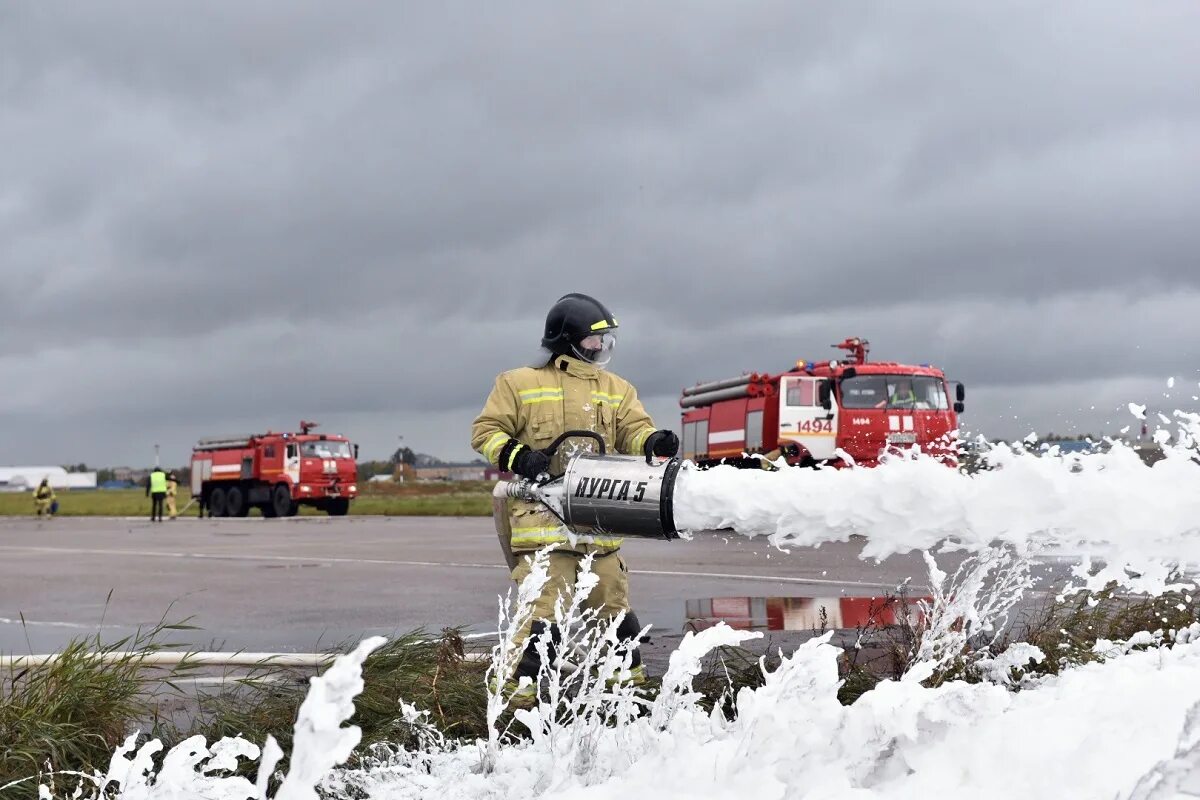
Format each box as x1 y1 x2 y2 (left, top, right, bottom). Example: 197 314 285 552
540 430 606 458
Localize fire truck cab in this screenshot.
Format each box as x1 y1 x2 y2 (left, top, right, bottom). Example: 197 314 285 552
680 338 964 468
190 421 359 517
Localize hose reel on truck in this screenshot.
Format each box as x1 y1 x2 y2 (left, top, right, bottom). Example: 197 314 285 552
491 430 684 570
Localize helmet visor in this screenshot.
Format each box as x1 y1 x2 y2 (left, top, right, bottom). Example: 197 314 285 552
571 332 616 366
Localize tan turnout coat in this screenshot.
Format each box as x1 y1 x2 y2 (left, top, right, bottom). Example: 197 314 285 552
471 354 657 553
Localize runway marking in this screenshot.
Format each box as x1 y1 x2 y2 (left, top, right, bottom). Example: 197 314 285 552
0 616 125 630
461 630 499 640
0 545 504 571
0 545 916 590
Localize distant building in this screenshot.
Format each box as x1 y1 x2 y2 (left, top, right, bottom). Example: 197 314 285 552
413 464 488 482
112 467 150 483
0 466 98 492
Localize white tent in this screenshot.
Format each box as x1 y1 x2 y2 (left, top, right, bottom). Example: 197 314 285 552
0 466 97 492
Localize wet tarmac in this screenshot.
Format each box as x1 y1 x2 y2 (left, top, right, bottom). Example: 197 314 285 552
0 515 1073 667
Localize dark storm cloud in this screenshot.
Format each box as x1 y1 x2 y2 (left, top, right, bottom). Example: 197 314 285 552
2 1 1199 465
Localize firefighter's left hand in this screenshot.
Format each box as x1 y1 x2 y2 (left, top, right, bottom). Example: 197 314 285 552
643 430 680 463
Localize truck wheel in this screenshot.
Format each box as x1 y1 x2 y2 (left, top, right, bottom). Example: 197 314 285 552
226 486 248 517
326 498 350 517
271 484 296 518
209 487 227 517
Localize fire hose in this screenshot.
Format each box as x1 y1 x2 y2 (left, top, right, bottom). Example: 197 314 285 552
491 430 684 570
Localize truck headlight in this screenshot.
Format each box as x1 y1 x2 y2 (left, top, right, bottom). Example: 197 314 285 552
349 484 357 493
301 485 311 493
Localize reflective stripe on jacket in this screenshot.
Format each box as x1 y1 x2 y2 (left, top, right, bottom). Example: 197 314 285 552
471 354 657 554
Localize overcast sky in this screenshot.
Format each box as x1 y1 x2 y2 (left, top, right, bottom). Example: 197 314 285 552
3 2 1199 468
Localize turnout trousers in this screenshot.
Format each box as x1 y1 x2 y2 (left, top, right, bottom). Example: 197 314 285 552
507 547 643 682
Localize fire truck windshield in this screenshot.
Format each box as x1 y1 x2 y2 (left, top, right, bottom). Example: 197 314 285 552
300 440 352 458
840 375 948 410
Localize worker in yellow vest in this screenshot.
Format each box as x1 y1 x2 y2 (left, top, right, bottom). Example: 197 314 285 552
34 477 56 518
146 467 167 522
165 471 179 520
472 293 678 702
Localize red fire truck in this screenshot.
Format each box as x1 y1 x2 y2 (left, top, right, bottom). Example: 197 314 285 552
679 338 964 468
190 421 359 517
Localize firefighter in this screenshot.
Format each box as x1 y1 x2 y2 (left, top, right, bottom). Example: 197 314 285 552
758 441 803 470
471 293 679 702
165 471 179 520
146 467 167 522
34 477 55 518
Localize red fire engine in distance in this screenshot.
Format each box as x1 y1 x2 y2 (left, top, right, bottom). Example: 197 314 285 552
679 338 965 469
190 420 359 518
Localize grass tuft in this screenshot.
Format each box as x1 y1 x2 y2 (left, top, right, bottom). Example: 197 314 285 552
185 628 491 774
992 583 1200 680
0 614 200 800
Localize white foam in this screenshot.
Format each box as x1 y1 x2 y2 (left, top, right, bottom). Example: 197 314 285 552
36 414 1200 799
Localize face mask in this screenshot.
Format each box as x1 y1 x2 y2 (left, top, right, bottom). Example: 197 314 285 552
571 332 616 366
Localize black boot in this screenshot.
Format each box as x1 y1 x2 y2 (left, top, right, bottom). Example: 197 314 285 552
612 612 648 686
514 620 562 681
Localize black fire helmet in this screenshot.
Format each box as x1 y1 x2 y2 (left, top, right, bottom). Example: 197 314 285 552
540 293 619 357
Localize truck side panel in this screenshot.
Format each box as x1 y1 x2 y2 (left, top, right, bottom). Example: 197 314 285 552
209 446 253 481
744 396 768 452
759 393 780 452
257 440 285 483
680 408 710 461
190 457 211 495
708 398 748 458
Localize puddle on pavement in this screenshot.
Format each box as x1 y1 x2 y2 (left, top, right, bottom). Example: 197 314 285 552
684 595 930 632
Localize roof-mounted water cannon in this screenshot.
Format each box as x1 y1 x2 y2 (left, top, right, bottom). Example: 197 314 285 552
299 420 320 434
832 337 870 365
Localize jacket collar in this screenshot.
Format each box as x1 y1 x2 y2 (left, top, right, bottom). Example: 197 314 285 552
550 354 601 380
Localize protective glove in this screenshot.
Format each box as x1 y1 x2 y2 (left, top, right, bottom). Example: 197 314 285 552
643 429 680 463
512 446 552 482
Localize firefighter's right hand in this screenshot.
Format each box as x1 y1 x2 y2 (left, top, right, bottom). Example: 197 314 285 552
643 429 680 463
512 446 551 482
